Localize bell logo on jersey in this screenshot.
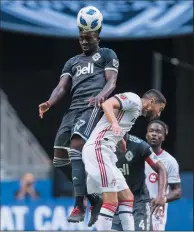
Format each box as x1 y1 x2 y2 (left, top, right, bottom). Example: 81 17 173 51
149 173 158 183
75 63 94 77
119 164 130 175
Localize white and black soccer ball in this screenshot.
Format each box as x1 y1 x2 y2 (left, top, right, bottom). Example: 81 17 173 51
77 6 103 31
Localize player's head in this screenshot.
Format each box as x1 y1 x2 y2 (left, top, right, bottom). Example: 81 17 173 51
79 27 101 55
141 89 166 121
146 120 168 147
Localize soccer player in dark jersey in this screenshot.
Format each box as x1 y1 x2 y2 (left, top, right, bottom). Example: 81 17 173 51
38 25 119 222
112 134 167 231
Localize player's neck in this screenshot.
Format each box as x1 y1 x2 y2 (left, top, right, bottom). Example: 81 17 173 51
152 146 163 156
83 46 100 56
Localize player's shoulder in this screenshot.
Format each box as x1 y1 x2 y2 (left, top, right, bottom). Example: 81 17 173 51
99 47 117 57
122 92 141 104
128 135 150 151
64 55 80 65
128 134 143 144
161 150 179 166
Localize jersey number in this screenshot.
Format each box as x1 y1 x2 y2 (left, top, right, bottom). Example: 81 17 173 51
74 120 86 131
139 220 145 230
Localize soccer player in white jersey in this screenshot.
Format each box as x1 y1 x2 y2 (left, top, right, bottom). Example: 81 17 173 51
145 120 182 231
82 89 166 230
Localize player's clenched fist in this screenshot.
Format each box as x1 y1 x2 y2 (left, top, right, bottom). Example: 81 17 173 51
39 101 50 119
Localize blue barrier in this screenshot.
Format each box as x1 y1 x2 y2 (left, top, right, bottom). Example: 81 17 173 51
1 198 96 230
1 197 193 230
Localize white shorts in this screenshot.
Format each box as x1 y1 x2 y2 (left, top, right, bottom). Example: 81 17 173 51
152 214 167 231
82 143 128 194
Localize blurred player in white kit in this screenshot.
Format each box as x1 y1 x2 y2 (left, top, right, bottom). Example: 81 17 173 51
145 120 182 230
82 89 166 230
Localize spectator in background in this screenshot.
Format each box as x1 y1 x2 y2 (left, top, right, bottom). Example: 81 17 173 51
15 173 40 200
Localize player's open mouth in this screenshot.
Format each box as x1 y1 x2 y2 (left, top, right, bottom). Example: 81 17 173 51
82 46 89 50
151 138 157 142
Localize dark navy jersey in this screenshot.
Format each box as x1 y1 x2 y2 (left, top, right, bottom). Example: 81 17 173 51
116 135 154 202
60 47 119 109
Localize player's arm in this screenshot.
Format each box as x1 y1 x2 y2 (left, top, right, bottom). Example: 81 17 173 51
47 76 71 107
89 49 118 107
166 183 181 202
145 152 167 215
39 60 72 118
165 161 182 202
101 92 140 135
101 96 122 135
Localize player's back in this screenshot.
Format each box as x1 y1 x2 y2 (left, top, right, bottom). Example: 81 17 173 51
61 47 119 109
116 135 151 202
85 92 142 147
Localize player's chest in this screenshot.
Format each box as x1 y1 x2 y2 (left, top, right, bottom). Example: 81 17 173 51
71 54 105 78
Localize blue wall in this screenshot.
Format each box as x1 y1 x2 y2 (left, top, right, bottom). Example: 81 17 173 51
1 172 193 230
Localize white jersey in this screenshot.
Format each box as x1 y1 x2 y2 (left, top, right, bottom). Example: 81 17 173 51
85 92 142 148
145 149 181 229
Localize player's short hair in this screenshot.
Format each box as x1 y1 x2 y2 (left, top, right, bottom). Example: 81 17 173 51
78 26 102 35
142 89 166 104
147 120 169 136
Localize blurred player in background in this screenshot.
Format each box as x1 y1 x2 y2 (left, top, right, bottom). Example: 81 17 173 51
39 7 119 223
146 120 182 230
112 134 167 231
82 89 166 230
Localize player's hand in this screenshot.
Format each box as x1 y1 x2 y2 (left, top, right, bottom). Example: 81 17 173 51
88 95 105 107
118 139 127 153
39 101 50 119
111 122 122 136
151 195 166 216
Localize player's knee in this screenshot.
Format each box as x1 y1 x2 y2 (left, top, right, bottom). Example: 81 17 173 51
53 155 70 168
103 192 118 206
118 188 134 202
54 148 69 159
71 134 86 151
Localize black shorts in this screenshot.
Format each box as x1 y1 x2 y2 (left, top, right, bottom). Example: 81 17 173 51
133 201 152 231
112 201 152 231
54 106 103 149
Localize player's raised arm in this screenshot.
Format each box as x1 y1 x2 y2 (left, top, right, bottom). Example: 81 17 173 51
39 60 72 119
88 49 118 107
145 153 167 215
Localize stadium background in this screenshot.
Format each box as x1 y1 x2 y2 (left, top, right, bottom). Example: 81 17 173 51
1 1 193 230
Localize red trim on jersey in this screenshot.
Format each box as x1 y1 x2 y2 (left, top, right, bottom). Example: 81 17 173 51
157 149 163 156
145 157 156 167
95 111 124 188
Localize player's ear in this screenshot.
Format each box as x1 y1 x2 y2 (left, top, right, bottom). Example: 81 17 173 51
145 132 148 141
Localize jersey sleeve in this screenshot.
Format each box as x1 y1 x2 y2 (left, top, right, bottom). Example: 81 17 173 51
104 49 119 73
140 142 160 166
114 92 142 111
60 59 73 79
167 159 181 184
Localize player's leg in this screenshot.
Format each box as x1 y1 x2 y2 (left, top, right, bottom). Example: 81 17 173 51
116 169 134 231
53 111 74 182
134 201 152 231
67 107 103 222
85 144 119 230
152 214 166 231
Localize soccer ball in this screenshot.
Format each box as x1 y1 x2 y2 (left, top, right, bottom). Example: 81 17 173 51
77 6 103 31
